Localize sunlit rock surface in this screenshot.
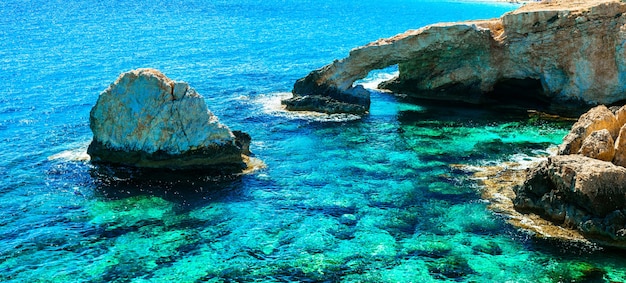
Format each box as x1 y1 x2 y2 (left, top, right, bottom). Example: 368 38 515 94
558 105 619 155
613 124 626 167
578 129 615 161
88 68 251 171
287 0 626 115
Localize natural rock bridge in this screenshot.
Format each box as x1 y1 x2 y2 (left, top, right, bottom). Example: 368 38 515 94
283 0 626 115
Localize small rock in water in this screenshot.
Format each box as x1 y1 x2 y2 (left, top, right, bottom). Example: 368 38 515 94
88 68 251 172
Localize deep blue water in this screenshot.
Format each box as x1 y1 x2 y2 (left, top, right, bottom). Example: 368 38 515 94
1 0 625 282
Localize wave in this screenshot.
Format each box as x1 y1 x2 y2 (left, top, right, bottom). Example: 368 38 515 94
48 142 91 162
353 66 399 90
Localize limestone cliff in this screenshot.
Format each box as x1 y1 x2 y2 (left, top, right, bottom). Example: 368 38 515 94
88 68 251 171
285 0 626 115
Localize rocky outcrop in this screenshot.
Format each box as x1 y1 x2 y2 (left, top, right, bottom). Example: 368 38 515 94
285 0 626 115
513 105 626 247
558 105 619 155
613 125 626 167
282 83 370 114
88 68 251 172
578 129 615 161
514 155 626 246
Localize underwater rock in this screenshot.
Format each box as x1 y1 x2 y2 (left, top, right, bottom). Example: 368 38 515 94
88 68 251 171
514 155 626 246
462 161 595 245
287 0 626 115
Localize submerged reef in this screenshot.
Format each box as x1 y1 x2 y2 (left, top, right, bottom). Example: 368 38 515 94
285 0 626 115
88 68 252 172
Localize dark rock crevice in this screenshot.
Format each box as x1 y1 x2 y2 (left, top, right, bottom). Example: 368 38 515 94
483 77 552 110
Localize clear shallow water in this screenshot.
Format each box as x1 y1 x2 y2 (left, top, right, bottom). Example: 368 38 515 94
1 0 625 282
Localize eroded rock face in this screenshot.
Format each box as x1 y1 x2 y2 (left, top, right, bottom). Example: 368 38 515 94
613 124 626 167
515 155 626 245
578 129 615 161
558 105 619 155
287 0 626 114
615 105 626 127
88 68 251 171
512 103 626 247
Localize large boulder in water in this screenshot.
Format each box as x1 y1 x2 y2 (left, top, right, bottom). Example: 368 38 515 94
514 155 626 246
512 104 626 247
88 68 251 172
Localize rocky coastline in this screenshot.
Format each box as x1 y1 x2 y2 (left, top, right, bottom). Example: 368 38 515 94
512 105 626 248
281 0 626 248
282 0 626 248
88 68 253 172
470 105 626 249
285 0 626 116
85 1 626 249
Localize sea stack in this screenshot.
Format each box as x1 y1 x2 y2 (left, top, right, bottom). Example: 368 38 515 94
88 68 251 172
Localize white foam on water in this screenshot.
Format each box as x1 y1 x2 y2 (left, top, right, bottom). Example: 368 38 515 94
469 145 558 172
507 146 558 168
353 67 399 90
48 146 91 162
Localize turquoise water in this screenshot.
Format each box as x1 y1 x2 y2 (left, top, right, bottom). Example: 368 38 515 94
1 0 625 282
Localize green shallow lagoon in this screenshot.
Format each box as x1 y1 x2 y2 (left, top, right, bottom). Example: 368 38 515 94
6 91 626 282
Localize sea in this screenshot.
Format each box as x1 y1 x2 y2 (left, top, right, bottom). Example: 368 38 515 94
1 0 625 282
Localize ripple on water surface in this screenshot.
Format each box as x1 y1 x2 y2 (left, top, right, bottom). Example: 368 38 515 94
5 93 624 282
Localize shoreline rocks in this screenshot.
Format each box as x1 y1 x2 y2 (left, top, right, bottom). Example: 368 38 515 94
514 155 626 247
88 68 252 172
286 0 626 116
510 105 626 248
458 159 596 246
557 105 620 156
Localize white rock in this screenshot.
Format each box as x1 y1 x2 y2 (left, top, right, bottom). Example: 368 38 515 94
88 68 249 171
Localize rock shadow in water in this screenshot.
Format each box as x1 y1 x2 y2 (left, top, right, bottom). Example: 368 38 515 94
88 164 250 210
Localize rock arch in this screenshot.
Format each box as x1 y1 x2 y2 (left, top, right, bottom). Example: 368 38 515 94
283 0 626 116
